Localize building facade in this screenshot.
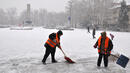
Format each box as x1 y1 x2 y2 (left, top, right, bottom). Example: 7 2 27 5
110 4 130 25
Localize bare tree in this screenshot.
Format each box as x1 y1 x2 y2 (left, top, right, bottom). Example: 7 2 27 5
39 9 47 26
66 0 119 29
0 9 7 25
7 8 18 25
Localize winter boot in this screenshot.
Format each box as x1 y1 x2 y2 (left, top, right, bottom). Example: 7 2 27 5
52 60 58 63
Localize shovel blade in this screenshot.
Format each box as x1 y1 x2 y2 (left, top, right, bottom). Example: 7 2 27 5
116 54 129 68
64 56 75 63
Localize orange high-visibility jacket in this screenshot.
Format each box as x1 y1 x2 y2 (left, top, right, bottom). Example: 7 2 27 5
98 36 111 55
46 33 60 48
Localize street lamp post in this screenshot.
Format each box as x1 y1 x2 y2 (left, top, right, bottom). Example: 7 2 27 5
68 0 73 28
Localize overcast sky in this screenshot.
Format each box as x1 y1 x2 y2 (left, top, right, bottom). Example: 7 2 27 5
0 0 69 13
0 0 130 13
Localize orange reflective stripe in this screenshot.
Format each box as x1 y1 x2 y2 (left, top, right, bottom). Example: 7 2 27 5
98 36 109 49
98 36 101 53
98 36 102 48
46 39 57 48
105 37 109 49
98 36 110 54
46 41 55 48
46 33 61 48
56 33 61 48
48 39 57 45
56 33 60 44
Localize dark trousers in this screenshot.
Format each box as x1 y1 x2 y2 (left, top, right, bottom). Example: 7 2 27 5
42 45 56 63
97 54 108 67
93 35 95 39
93 34 95 39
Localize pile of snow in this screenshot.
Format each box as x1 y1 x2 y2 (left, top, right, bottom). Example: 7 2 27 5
56 26 74 30
10 27 33 30
0 25 10 28
0 27 129 73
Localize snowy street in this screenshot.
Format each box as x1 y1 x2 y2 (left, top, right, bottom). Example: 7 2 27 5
0 27 130 73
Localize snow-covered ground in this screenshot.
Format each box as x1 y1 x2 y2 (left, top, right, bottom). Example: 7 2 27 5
0 27 130 73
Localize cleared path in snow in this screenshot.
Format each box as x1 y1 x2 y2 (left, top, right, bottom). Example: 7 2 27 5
0 57 128 73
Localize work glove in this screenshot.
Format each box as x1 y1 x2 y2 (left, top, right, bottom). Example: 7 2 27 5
93 45 97 48
57 44 61 49
107 54 110 56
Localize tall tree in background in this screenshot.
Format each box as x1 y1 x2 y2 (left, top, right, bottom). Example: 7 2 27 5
118 0 129 30
39 9 47 26
0 9 7 25
7 8 18 25
66 0 118 28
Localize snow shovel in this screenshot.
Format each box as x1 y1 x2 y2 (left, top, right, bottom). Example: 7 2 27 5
60 48 75 63
111 54 129 68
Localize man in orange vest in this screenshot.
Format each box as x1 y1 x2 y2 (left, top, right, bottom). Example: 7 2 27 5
42 30 63 65
93 31 113 67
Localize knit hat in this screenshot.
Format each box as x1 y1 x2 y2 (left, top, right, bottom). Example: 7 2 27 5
101 31 106 36
57 30 63 35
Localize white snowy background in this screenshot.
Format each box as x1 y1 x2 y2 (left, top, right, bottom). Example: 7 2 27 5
0 27 130 73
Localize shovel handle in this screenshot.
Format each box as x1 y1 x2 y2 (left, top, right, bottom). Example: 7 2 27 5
110 54 119 58
94 48 119 58
60 48 66 56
